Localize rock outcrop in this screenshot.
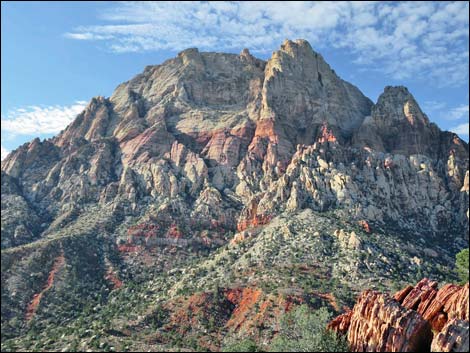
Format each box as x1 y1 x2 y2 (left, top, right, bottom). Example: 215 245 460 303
353 86 467 161
431 319 469 352
329 280 470 352
393 279 469 332
346 290 432 352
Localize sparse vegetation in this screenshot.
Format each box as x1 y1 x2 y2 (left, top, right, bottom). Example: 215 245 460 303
222 339 259 352
455 248 469 284
269 305 348 352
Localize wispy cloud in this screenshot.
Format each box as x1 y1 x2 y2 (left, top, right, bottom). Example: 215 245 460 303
446 104 469 121
65 1 469 87
63 32 113 40
421 101 469 125
422 100 447 113
450 122 469 136
1 145 9 161
1 101 87 136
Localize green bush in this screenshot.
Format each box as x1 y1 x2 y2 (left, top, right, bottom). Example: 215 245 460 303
269 305 348 352
222 339 259 352
455 248 469 284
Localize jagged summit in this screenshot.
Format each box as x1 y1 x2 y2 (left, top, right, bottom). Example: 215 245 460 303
376 85 430 126
352 85 466 158
279 38 315 55
3 40 467 172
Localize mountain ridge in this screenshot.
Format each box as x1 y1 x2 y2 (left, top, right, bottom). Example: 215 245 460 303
2 39 467 248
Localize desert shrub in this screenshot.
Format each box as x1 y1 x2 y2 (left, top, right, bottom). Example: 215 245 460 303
222 339 259 352
455 248 469 284
269 305 348 352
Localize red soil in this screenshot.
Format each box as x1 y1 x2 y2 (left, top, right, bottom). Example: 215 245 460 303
25 251 65 321
118 244 142 253
237 214 272 232
358 220 371 233
105 265 123 289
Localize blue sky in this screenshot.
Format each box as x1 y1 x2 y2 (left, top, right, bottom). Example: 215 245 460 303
1 1 469 160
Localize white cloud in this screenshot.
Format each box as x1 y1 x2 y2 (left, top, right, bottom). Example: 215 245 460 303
1 145 9 161
64 1 469 87
422 101 447 113
421 102 469 125
63 32 112 40
1 101 88 136
450 122 469 136
64 32 95 40
447 104 469 121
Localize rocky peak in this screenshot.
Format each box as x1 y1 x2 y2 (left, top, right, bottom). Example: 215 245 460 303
239 48 253 60
1 138 59 179
373 86 430 127
239 48 264 70
177 47 204 69
259 39 372 159
55 96 113 148
279 38 315 57
351 85 465 157
265 39 332 81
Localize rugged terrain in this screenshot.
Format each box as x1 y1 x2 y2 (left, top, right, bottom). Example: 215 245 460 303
1 39 469 351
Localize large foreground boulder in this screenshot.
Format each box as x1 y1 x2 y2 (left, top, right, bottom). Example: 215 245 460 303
329 279 470 352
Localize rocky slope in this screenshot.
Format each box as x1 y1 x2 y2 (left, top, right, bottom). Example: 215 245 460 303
1 39 469 351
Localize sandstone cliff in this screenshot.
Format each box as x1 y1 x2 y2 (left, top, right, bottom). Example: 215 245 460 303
329 279 470 352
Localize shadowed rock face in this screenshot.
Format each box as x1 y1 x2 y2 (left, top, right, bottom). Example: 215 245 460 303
329 279 470 352
354 86 467 160
431 319 469 352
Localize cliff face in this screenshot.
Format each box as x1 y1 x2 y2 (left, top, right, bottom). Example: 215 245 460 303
1 39 468 351
354 86 467 160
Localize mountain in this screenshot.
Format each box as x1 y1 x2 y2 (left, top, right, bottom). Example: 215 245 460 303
1 39 468 352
